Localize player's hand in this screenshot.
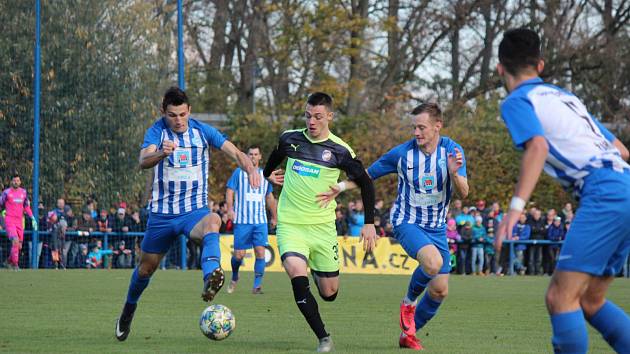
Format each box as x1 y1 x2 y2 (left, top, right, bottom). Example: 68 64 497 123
316 184 341 209
447 148 463 174
227 209 235 221
161 140 178 156
246 168 261 189
267 169 284 186
495 209 520 252
359 224 378 252
31 217 38 231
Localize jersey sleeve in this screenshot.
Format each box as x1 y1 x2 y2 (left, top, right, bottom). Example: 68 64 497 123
367 145 403 179
226 169 239 190
200 124 227 149
500 96 545 149
265 180 273 195
591 115 616 142
337 149 366 181
141 122 163 149
448 141 467 177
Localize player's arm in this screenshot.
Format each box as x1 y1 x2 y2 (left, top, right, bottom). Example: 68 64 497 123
138 142 176 169
220 141 260 189
613 139 629 161
266 192 277 227
447 146 469 198
225 188 235 221
263 140 287 186
496 136 548 250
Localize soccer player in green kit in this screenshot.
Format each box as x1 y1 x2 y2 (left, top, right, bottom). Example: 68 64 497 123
264 92 378 352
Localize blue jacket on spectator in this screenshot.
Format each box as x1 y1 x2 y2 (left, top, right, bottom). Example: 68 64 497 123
512 222 531 251
547 223 565 242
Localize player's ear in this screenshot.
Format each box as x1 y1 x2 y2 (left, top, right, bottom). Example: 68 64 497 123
496 63 504 76
536 59 544 75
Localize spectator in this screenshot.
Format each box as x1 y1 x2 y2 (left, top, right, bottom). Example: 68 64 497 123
512 213 531 275
85 198 98 220
560 202 573 223
476 200 489 219
547 216 565 274
455 206 475 233
49 213 67 270
52 198 68 219
128 211 143 232
335 207 348 236
487 201 503 224
77 210 97 232
446 218 461 254
112 240 133 268
471 215 486 275
347 200 365 237
97 209 112 233
383 221 394 238
527 208 546 275
374 199 388 223
458 221 473 274
86 243 113 269
450 199 463 218
219 212 233 234
112 207 131 233
76 244 89 268
374 216 385 237
484 219 496 275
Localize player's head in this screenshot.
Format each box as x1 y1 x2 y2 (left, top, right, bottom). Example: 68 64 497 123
161 86 191 133
247 145 262 167
497 28 544 91
10 173 21 188
304 92 334 140
410 102 442 150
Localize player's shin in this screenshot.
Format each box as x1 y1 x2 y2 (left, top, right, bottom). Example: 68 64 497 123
586 300 630 352
414 293 442 330
253 257 265 289
201 233 221 280
550 310 588 354
230 256 242 281
405 266 434 304
291 276 328 339
126 267 151 306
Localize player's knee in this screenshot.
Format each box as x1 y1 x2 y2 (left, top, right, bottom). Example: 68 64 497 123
422 258 442 276
203 213 221 233
579 292 605 318
320 290 338 302
138 261 159 278
428 287 448 301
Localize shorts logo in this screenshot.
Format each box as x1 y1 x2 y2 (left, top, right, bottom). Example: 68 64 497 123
322 149 332 162
291 161 321 177
421 175 435 190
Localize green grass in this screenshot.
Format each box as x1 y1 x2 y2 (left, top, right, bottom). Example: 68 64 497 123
0 270 628 353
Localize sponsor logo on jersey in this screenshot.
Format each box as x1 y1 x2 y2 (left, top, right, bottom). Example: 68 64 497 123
292 161 321 177
421 175 435 190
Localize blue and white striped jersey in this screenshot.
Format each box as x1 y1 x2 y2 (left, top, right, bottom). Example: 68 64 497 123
368 137 466 230
226 168 272 224
501 78 629 196
142 118 226 215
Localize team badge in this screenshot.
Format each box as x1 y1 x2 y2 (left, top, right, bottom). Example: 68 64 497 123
438 158 446 169
421 175 435 190
322 149 332 162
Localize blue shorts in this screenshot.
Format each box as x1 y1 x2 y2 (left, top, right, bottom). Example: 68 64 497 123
233 223 268 250
557 168 630 276
393 223 451 274
141 208 210 254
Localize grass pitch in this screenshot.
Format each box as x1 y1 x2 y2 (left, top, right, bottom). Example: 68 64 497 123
0 270 627 353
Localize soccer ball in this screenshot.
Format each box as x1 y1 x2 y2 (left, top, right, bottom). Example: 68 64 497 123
199 304 236 340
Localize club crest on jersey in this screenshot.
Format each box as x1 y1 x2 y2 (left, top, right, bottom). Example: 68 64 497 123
176 150 191 166
322 149 332 162
421 175 435 190
438 158 446 169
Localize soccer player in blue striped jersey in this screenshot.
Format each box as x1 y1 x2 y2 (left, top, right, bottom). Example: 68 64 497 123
225 145 277 294
115 87 260 341
494 29 630 354
318 103 469 350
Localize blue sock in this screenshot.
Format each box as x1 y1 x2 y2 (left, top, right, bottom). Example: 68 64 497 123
231 256 242 282
406 266 434 303
586 300 630 352
201 233 221 281
550 310 588 354
126 267 151 304
253 257 265 289
414 293 442 329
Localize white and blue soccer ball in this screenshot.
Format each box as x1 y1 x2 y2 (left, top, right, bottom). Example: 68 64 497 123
199 304 236 340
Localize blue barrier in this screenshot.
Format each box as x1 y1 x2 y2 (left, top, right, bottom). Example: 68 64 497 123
503 240 562 276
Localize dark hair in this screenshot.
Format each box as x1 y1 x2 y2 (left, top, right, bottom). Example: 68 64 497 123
306 92 333 112
11 173 20 179
498 28 541 75
247 145 262 153
162 86 189 111
411 102 442 122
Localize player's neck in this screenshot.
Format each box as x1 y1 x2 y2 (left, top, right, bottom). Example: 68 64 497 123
307 128 330 142
507 72 539 92
419 137 439 155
